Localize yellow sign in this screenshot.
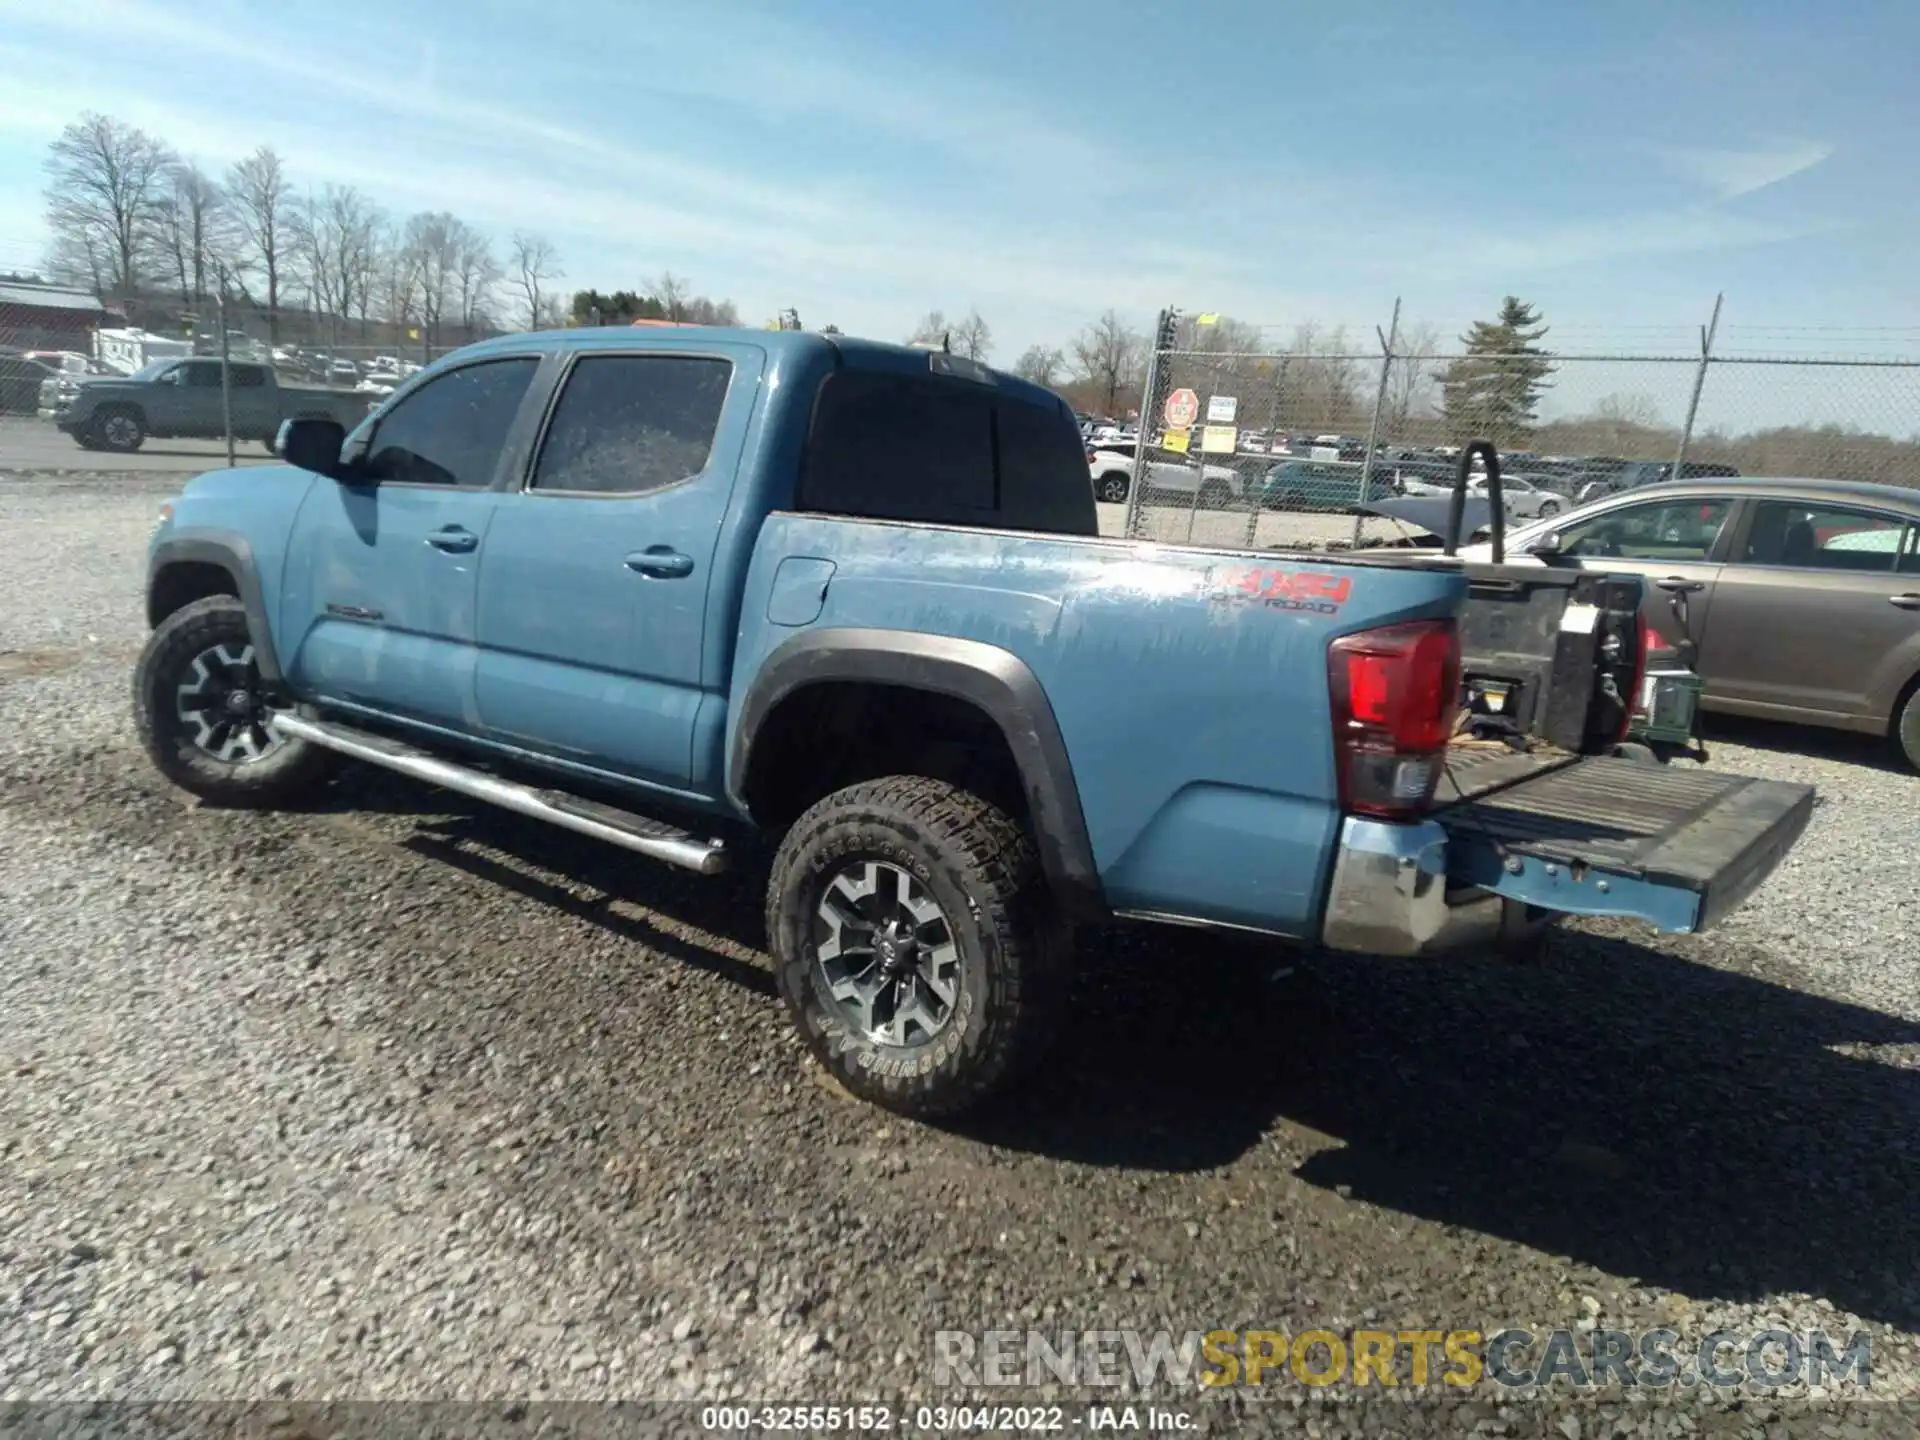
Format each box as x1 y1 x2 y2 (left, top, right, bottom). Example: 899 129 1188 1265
407 328 420 340
1196 312 1220 326
1162 427 1191 454
1200 424 1237 454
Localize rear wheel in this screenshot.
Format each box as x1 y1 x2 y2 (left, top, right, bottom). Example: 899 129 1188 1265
1096 474 1129 504
133 596 331 807
1198 479 1232 509
767 776 1069 1117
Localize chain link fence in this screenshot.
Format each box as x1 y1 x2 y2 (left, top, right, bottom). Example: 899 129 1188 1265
1115 304 1920 553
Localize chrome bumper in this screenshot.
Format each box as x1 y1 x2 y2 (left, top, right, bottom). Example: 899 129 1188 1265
1319 816 1509 956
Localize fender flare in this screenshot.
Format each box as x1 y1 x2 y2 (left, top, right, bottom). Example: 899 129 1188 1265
147 529 284 684
732 628 1104 916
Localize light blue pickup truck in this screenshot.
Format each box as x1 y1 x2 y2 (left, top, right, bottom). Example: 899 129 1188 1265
134 329 1813 1115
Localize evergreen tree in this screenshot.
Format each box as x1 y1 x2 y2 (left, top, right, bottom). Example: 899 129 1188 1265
1441 297 1555 446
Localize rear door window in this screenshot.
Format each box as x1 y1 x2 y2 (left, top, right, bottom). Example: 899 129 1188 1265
1739 500 1908 574
531 354 732 496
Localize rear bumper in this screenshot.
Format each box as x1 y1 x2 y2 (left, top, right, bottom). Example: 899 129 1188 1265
1319 817 1508 956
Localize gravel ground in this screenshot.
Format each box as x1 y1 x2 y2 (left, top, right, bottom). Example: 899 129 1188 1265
3 470 1919 1437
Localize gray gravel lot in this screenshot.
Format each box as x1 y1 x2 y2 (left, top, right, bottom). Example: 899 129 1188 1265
3 470 1918 1435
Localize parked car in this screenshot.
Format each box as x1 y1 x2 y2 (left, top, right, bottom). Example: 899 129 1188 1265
1470 472 1564 520
46 357 377 452
0 354 59 414
131 327 1811 1116
1087 439 1245 506
327 358 361 384
1459 476 1920 768
1257 459 1395 512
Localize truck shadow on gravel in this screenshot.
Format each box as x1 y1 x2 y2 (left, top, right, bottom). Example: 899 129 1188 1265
318 768 1920 1332
977 922 1920 1332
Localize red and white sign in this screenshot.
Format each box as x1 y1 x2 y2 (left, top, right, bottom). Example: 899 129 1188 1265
1164 388 1200 429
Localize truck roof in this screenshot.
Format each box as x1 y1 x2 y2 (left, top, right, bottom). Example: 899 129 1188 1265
454 326 1068 411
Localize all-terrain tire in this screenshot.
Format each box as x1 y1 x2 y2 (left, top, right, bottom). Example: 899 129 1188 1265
766 775 1069 1117
133 596 331 807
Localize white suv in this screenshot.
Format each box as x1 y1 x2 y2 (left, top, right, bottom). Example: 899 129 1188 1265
1088 440 1247 507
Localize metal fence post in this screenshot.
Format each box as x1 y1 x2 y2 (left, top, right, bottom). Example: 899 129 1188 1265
1350 297 1400 548
217 267 236 469
1124 308 1171 541
1671 293 1723 481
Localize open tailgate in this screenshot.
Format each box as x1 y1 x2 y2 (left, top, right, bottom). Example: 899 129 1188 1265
1434 755 1814 933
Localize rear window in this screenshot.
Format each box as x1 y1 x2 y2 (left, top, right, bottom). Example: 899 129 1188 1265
799 370 1096 536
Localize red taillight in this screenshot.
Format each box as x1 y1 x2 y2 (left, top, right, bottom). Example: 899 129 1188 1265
1326 619 1461 817
1621 610 1652 741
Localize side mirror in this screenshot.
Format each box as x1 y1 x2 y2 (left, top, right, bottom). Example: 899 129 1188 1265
275 417 347 476
1526 530 1564 558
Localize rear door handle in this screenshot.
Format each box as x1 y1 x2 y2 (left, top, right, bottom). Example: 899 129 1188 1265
426 526 478 553
625 547 694 579
1655 575 1706 594
1891 593 1920 610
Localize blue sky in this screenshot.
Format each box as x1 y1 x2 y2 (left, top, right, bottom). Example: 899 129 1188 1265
1 0 1918 416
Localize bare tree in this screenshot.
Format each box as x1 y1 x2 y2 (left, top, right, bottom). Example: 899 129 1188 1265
452 226 501 337
906 310 949 348
44 226 108 296
950 308 993 361
42 112 176 302
654 270 690 322
226 146 292 341
1382 321 1441 436
511 232 563 330
153 163 228 305
1070 310 1144 416
400 211 461 343
288 184 384 346
1012 344 1065 386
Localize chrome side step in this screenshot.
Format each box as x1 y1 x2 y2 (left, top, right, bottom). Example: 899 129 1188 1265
269 713 729 875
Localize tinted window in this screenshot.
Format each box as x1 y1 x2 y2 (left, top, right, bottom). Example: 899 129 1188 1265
1741 500 1907 574
995 394 1098 535
182 361 223 387
230 364 267 389
362 358 538 488
1560 499 1732 561
802 372 995 518
800 370 1095 536
531 354 731 496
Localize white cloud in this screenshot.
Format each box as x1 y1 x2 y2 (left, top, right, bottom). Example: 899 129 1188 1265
1657 139 1834 201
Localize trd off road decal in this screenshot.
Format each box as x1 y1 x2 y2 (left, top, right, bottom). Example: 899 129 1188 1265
1205 566 1353 615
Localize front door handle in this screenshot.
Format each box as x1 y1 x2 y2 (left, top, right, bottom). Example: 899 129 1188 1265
1890 593 1920 610
426 526 478 553
1655 575 1705 594
625 547 695 579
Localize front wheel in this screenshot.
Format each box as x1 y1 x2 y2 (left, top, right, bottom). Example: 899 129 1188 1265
1096 474 1129 504
94 407 145 453
1537 499 1561 518
133 596 332 807
767 776 1069 1117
